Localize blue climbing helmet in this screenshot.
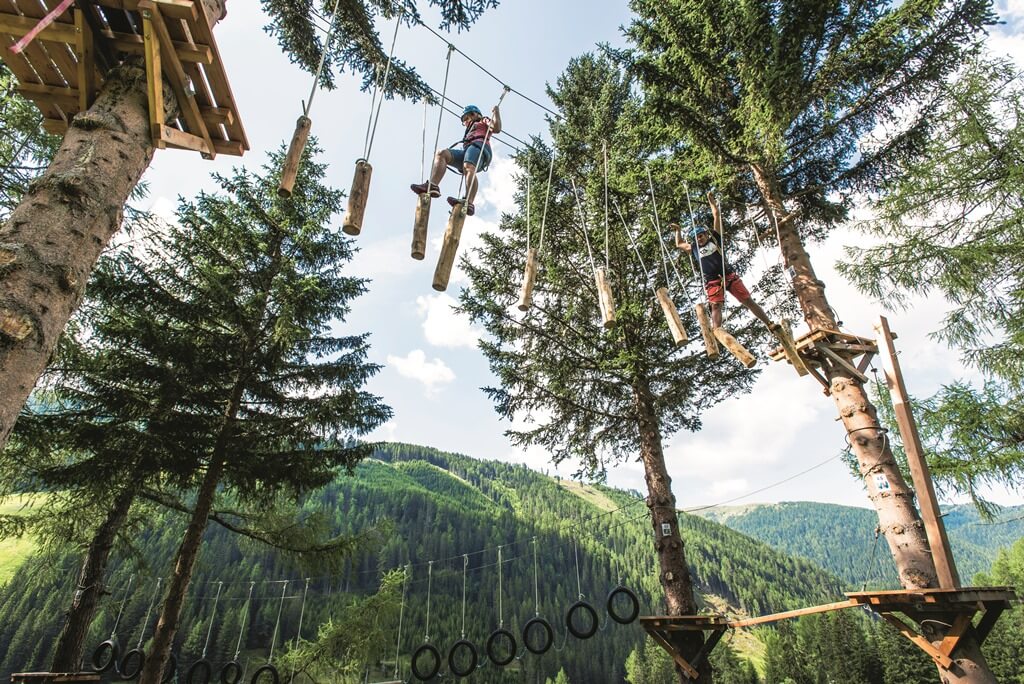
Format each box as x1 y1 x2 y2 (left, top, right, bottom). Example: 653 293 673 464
461 104 482 120
689 224 709 239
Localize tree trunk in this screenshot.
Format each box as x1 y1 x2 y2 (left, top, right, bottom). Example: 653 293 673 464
49 485 136 672
633 376 711 684
136 454 226 684
0 0 227 453
750 162 996 683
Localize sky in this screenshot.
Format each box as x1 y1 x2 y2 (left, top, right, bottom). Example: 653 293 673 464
138 0 1024 515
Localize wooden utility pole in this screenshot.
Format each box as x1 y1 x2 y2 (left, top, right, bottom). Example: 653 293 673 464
874 316 960 588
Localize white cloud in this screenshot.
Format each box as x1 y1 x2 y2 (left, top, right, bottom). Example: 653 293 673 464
476 155 519 217
386 349 455 396
416 293 481 348
708 478 750 499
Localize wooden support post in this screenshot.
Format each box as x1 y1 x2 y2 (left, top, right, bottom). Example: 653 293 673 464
773 318 809 376
874 315 960 589
432 204 467 291
411 192 431 260
655 287 687 346
141 10 164 147
278 115 311 198
517 247 538 311
713 327 756 368
594 266 616 329
695 303 719 360
74 9 95 112
342 159 373 236
878 612 956 670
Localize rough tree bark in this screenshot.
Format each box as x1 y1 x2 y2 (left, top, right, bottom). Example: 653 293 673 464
750 162 996 683
0 0 227 453
49 485 136 672
633 375 710 684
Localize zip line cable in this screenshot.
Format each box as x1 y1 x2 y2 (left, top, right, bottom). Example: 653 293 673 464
538 152 556 251
363 7 405 161
267 581 288 663
303 0 343 118
428 45 455 183
233 583 255 662
200 581 223 660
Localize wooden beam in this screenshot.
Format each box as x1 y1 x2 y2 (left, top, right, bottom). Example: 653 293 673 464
878 612 955 669
200 106 233 126
727 599 859 628
42 117 67 134
139 0 214 158
91 0 196 21
856 351 875 374
937 612 971 656
814 342 869 383
714 327 756 368
17 82 78 109
974 604 1005 644
158 124 211 154
874 315 960 589
104 30 213 63
0 12 77 42
74 8 95 111
645 629 700 679
184 0 248 149
211 139 244 156
141 10 164 146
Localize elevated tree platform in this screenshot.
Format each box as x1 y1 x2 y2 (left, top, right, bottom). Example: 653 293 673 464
0 0 248 157
640 586 1017 679
11 674 101 683
769 325 878 392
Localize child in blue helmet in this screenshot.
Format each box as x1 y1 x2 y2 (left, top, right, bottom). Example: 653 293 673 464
410 103 502 216
671 191 775 331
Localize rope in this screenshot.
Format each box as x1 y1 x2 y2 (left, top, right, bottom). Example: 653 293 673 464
682 181 708 294
201 581 223 659
526 177 531 252
303 0 343 117
110 574 134 638
570 178 597 271
603 142 610 269
267 581 288 663
429 46 455 183
616 201 659 298
461 555 469 638
532 538 540 617
538 152 556 251
364 8 405 160
861 527 882 591
135 578 162 649
234 583 255 661
420 97 429 182
424 561 433 642
288 578 310 682
497 547 504 629
573 540 583 600
362 65 382 157
393 566 409 679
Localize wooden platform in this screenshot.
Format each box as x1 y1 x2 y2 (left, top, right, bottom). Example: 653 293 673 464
11 674 101 683
769 326 878 392
0 0 248 157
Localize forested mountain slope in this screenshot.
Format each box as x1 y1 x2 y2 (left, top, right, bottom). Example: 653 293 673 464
0 443 843 682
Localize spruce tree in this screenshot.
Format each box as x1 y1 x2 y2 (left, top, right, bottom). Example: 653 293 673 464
625 1 997 679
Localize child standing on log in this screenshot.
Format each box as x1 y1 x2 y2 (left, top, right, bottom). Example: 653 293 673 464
410 104 502 217
671 192 776 332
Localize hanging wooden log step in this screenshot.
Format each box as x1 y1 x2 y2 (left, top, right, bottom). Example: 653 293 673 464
342 159 372 236
432 202 468 291
694 303 719 360
655 287 687 346
410 193 431 260
770 318 808 376
517 247 538 311
0 0 248 157
278 115 311 198
593 266 616 329
713 327 756 368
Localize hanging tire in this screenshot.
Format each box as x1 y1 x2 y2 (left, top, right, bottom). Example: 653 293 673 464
486 628 517 667
411 643 441 681
566 600 599 639
522 617 553 655
118 648 145 680
161 654 177 684
606 585 640 625
219 660 243 684
249 664 279 684
447 639 478 678
92 639 120 674
187 658 213 684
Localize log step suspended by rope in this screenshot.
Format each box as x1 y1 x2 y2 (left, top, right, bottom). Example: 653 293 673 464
594 266 616 329
772 318 809 376
342 159 373 236
278 115 311 198
432 204 468 291
517 247 539 311
655 287 687 346
695 303 719 359
713 327 756 368
411 193 431 260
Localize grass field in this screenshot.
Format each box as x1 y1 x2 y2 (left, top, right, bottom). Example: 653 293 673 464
0 495 39 585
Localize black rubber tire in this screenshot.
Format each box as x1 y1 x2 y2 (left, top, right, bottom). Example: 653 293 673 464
485 628 517 667
187 658 212 684
118 648 145 680
447 639 478 678
160 654 177 684
411 643 441 681
566 600 599 639
606 585 640 625
92 639 120 674
219 660 242 684
249 663 279 684
522 617 554 655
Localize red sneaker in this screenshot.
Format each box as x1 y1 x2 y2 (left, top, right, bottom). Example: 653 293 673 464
411 181 441 198
446 197 475 216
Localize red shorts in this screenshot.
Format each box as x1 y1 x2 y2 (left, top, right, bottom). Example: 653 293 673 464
705 273 750 304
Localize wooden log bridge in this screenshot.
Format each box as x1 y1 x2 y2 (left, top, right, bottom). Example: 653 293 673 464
641 586 1017 680
769 326 877 393
0 0 248 157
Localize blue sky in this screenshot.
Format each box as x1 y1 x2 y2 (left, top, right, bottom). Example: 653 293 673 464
139 0 1024 513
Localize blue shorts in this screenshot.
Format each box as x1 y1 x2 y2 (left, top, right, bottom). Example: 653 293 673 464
448 143 492 173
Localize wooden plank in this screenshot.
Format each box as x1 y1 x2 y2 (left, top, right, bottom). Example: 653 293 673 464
0 12 77 42
644 629 700 679
875 315 960 589
103 29 213 63
814 342 869 383
878 612 954 669
92 0 195 22
199 105 232 125
12 0 80 89
139 0 213 157
16 81 77 108
727 599 859 628
937 612 971 656
159 123 210 154
183 0 247 149
0 33 66 120
974 604 1005 644
74 8 94 110
856 351 875 374
141 9 163 145
847 587 1016 602
211 138 244 156
770 318 809 375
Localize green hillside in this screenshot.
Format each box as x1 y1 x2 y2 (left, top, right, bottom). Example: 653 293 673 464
0 443 843 682
697 501 1024 587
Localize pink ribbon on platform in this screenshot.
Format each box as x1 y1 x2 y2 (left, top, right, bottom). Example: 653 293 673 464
9 0 76 55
